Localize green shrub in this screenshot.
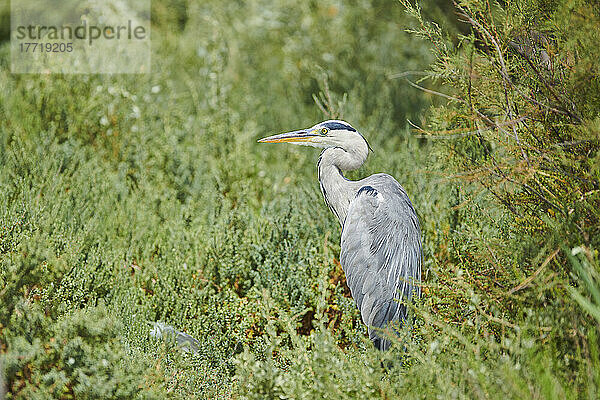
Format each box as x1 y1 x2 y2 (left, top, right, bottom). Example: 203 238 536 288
2 0 598 398
2 301 166 399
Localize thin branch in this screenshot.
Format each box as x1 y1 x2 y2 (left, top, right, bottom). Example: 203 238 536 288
411 116 528 139
454 2 529 164
387 70 432 79
508 249 560 294
405 79 465 103
478 307 519 329
485 164 566 215
515 42 582 122
554 140 598 147
456 3 576 120
406 79 530 148
407 118 427 133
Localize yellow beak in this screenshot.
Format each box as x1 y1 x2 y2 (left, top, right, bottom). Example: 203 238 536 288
258 129 318 144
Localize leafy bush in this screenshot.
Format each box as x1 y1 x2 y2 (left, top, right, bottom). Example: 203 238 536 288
2 301 166 399
1 0 599 398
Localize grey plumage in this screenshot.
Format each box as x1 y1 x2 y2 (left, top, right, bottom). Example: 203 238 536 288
259 120 422 350
340 174 421 350
150 322 200 354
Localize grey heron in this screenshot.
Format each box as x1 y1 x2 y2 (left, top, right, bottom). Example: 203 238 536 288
259 120 422 350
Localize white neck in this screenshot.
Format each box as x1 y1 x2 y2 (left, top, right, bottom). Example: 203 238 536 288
317 144 368 225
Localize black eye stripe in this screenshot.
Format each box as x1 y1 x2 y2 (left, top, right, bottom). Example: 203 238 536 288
321 122 356 132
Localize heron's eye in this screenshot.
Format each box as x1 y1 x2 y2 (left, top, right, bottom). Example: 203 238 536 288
320 128 329 135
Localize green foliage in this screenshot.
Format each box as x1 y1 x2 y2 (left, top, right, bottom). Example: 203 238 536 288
1 0 599 398
2 301 165 399
397 0 600 397
235 317 393 399
1 1 441 398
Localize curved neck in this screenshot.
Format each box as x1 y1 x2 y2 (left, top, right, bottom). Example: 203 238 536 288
318 147 367 225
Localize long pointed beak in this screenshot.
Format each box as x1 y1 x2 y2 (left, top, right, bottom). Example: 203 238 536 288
258 129 316 144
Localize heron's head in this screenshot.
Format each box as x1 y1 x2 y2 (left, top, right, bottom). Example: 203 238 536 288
258 120 372 154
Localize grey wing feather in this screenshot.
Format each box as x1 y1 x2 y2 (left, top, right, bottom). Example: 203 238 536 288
340 176 421 350
150 322 200 354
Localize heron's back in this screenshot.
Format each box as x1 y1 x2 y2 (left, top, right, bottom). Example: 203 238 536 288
340 173 422 350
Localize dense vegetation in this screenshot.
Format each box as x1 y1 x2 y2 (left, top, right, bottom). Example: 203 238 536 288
1 0 599 398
